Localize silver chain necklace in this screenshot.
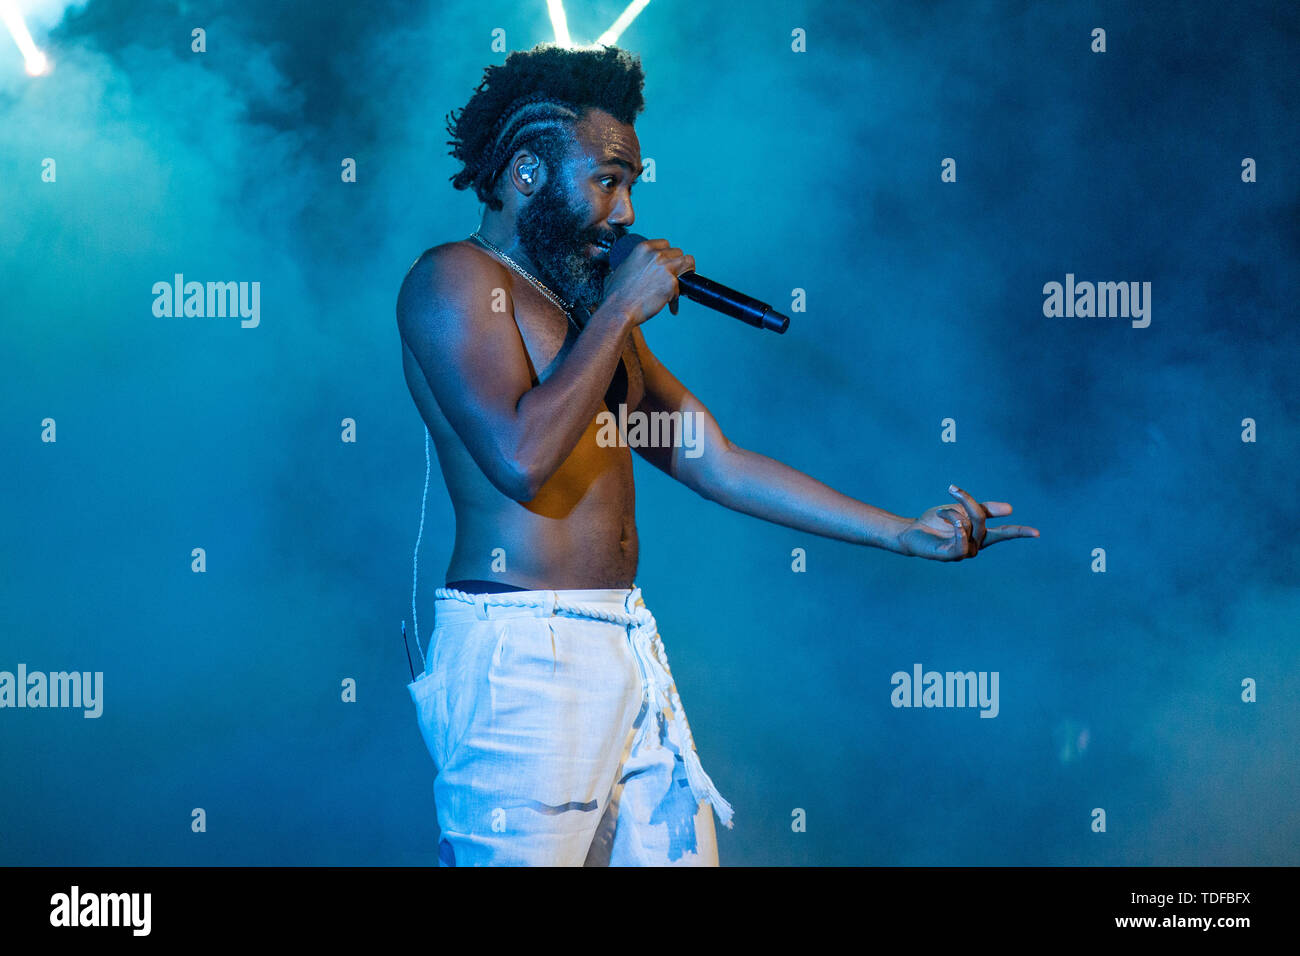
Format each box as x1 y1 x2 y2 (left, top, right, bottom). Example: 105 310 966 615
468 232 581 333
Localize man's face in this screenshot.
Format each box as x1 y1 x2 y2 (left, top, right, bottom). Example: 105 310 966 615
514 108 643 319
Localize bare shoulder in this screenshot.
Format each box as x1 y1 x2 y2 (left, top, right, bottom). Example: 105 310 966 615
397 240 511 334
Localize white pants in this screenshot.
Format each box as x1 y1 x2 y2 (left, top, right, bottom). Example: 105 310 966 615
408 585 733 866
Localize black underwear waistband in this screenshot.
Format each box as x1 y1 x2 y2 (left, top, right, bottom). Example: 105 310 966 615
444 579 530 594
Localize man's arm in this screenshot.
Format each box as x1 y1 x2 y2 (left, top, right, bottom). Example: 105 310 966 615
628 326 912 552
397 244 633 501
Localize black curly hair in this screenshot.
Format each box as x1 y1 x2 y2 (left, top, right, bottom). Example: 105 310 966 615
446 44 646 211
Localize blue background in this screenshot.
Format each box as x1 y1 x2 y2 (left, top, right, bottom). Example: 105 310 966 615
1 0 1296 865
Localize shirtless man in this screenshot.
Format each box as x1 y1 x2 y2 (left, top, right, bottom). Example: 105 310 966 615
398 45 1039 867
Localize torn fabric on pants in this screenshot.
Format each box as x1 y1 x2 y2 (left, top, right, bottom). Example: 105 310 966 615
408 585 732 866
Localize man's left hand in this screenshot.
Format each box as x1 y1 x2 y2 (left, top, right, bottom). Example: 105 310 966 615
897 484 1040 561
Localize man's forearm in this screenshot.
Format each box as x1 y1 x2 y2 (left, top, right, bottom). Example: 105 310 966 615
701 444 912 552
512 304 631 497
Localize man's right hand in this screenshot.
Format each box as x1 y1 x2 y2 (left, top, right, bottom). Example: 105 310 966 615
600 238 695 327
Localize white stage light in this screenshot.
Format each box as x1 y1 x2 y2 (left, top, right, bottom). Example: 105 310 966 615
2 1 49 76
547 0 651 50
596 0 651 46
546 0 572 48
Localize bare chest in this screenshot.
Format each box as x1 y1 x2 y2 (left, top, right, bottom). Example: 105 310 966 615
512 297 644 413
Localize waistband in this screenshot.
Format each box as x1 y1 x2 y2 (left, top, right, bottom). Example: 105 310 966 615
433 585 643 626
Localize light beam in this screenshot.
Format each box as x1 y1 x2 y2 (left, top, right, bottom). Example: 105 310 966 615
596 0 651 46
546 0 572 48
1 1 49 75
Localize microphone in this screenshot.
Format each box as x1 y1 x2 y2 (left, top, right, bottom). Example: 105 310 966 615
608 233 790 333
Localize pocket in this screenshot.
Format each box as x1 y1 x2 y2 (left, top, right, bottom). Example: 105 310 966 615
422 615 469 682
407 617 479 769
407 667 449 769
412 617 511 771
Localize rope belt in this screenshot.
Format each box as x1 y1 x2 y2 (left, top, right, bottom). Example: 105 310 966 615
434 585 735 830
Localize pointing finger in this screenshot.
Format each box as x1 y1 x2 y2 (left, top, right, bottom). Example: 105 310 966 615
982 525 1041 547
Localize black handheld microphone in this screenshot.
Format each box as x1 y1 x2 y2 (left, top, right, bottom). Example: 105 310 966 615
608 233 790 333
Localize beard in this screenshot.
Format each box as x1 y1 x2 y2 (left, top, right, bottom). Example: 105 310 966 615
515 177 621 321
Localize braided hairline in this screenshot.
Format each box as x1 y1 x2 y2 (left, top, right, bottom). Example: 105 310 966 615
481 91 565 161
479 95 584 201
